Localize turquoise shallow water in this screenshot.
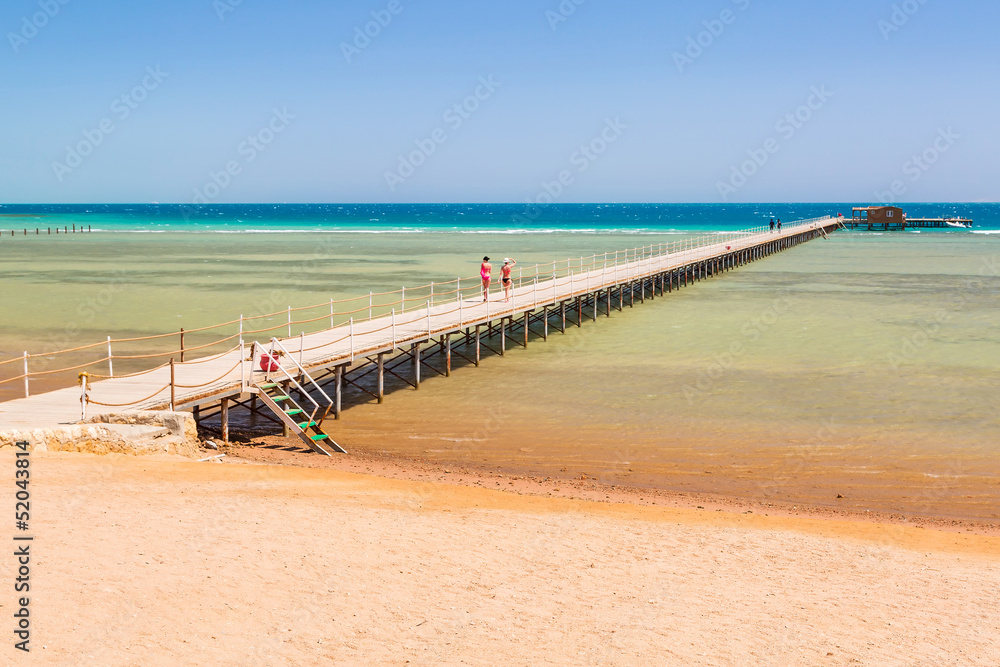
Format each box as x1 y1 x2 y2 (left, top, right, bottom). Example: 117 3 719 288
1 204 997 518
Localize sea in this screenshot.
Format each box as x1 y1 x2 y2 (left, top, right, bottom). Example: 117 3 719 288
1 203 998 520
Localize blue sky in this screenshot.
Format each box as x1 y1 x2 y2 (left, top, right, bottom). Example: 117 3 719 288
2 0 997 203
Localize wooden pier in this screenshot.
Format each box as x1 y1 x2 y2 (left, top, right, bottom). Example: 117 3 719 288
0 216 842 451
896 218 973 229
849 207 972 231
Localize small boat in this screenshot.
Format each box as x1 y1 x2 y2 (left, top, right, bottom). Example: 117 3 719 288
945 220 970 229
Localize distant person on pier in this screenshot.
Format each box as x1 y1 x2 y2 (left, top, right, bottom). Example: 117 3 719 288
501 258 517 302
480 256 492 302
770 218 775 232
777 219 782 231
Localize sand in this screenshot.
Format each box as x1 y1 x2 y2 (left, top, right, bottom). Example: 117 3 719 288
6 450 998 666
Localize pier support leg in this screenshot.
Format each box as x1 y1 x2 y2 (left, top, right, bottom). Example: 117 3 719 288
577 296 582 326
592 293 597 321
445 334 452 376
475 325 481 366
377 353 385 403
221 398 230 443
523 312 529 347
412 343 421 388
543 307 549 340
335 365 343 419
606 289 611 317
561 302 566 332
500 319 506 355
280 383 290 436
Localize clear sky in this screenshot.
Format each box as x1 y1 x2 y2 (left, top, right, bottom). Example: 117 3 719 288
2 0 997 204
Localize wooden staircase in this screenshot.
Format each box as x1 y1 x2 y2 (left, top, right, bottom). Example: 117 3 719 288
251 340 346 455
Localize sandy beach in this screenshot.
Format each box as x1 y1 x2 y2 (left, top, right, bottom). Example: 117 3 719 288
11 449 999 666
5 0 998 659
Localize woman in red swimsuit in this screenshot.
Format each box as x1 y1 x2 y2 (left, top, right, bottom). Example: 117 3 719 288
501 257 516 302
480 256 492 302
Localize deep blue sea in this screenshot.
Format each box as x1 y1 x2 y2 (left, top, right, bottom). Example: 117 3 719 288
0 203 996 233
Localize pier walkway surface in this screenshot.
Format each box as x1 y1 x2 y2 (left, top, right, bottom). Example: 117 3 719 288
0 216 841 441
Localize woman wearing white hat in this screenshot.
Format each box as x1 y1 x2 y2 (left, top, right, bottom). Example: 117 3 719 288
501 257 516 302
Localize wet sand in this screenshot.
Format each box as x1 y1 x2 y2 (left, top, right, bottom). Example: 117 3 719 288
17 449 1000 666
230 435 1000 537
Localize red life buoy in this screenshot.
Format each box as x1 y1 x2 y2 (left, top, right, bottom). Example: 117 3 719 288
259 353 279 372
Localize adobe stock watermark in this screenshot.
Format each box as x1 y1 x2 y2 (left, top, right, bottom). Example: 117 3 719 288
546 0 586 31
886 254 997 370
878 0 930 41
52 66 169 183
37 270 130 363
673 0 751 73
384 75 501 192
341 0 409 63
7 0 71 53
886 311 950 371
185 107 294 209
758 417 840 500
512 117 627 224
682 292 792 404
716 85 833 202
213 0 245 21
874 127 959 205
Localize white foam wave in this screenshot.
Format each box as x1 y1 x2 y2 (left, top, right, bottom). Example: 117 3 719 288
85 227 709 236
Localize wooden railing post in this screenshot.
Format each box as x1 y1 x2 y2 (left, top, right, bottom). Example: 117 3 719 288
169 358 176 411
179 328 185 362
79 373 88 420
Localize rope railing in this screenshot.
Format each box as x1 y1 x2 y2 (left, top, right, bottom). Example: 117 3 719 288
1 217 834 402
108 317 244 342
85 358 174 381
172 358 244 389
87 383 170 408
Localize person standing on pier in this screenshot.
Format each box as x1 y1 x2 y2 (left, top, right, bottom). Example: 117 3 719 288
481 256 493 302
501 257 517 302
777 219 782 231
770 218 775 232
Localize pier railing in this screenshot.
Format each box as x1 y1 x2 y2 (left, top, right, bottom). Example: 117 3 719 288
0 217 832 403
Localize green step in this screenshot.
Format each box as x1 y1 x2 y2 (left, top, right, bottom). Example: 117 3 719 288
272 395 291 402
284 408 304 416
259 382 279 389
310 434 329 441
297 421 318 429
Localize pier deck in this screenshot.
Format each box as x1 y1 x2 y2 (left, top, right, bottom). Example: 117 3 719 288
0 217 841 440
